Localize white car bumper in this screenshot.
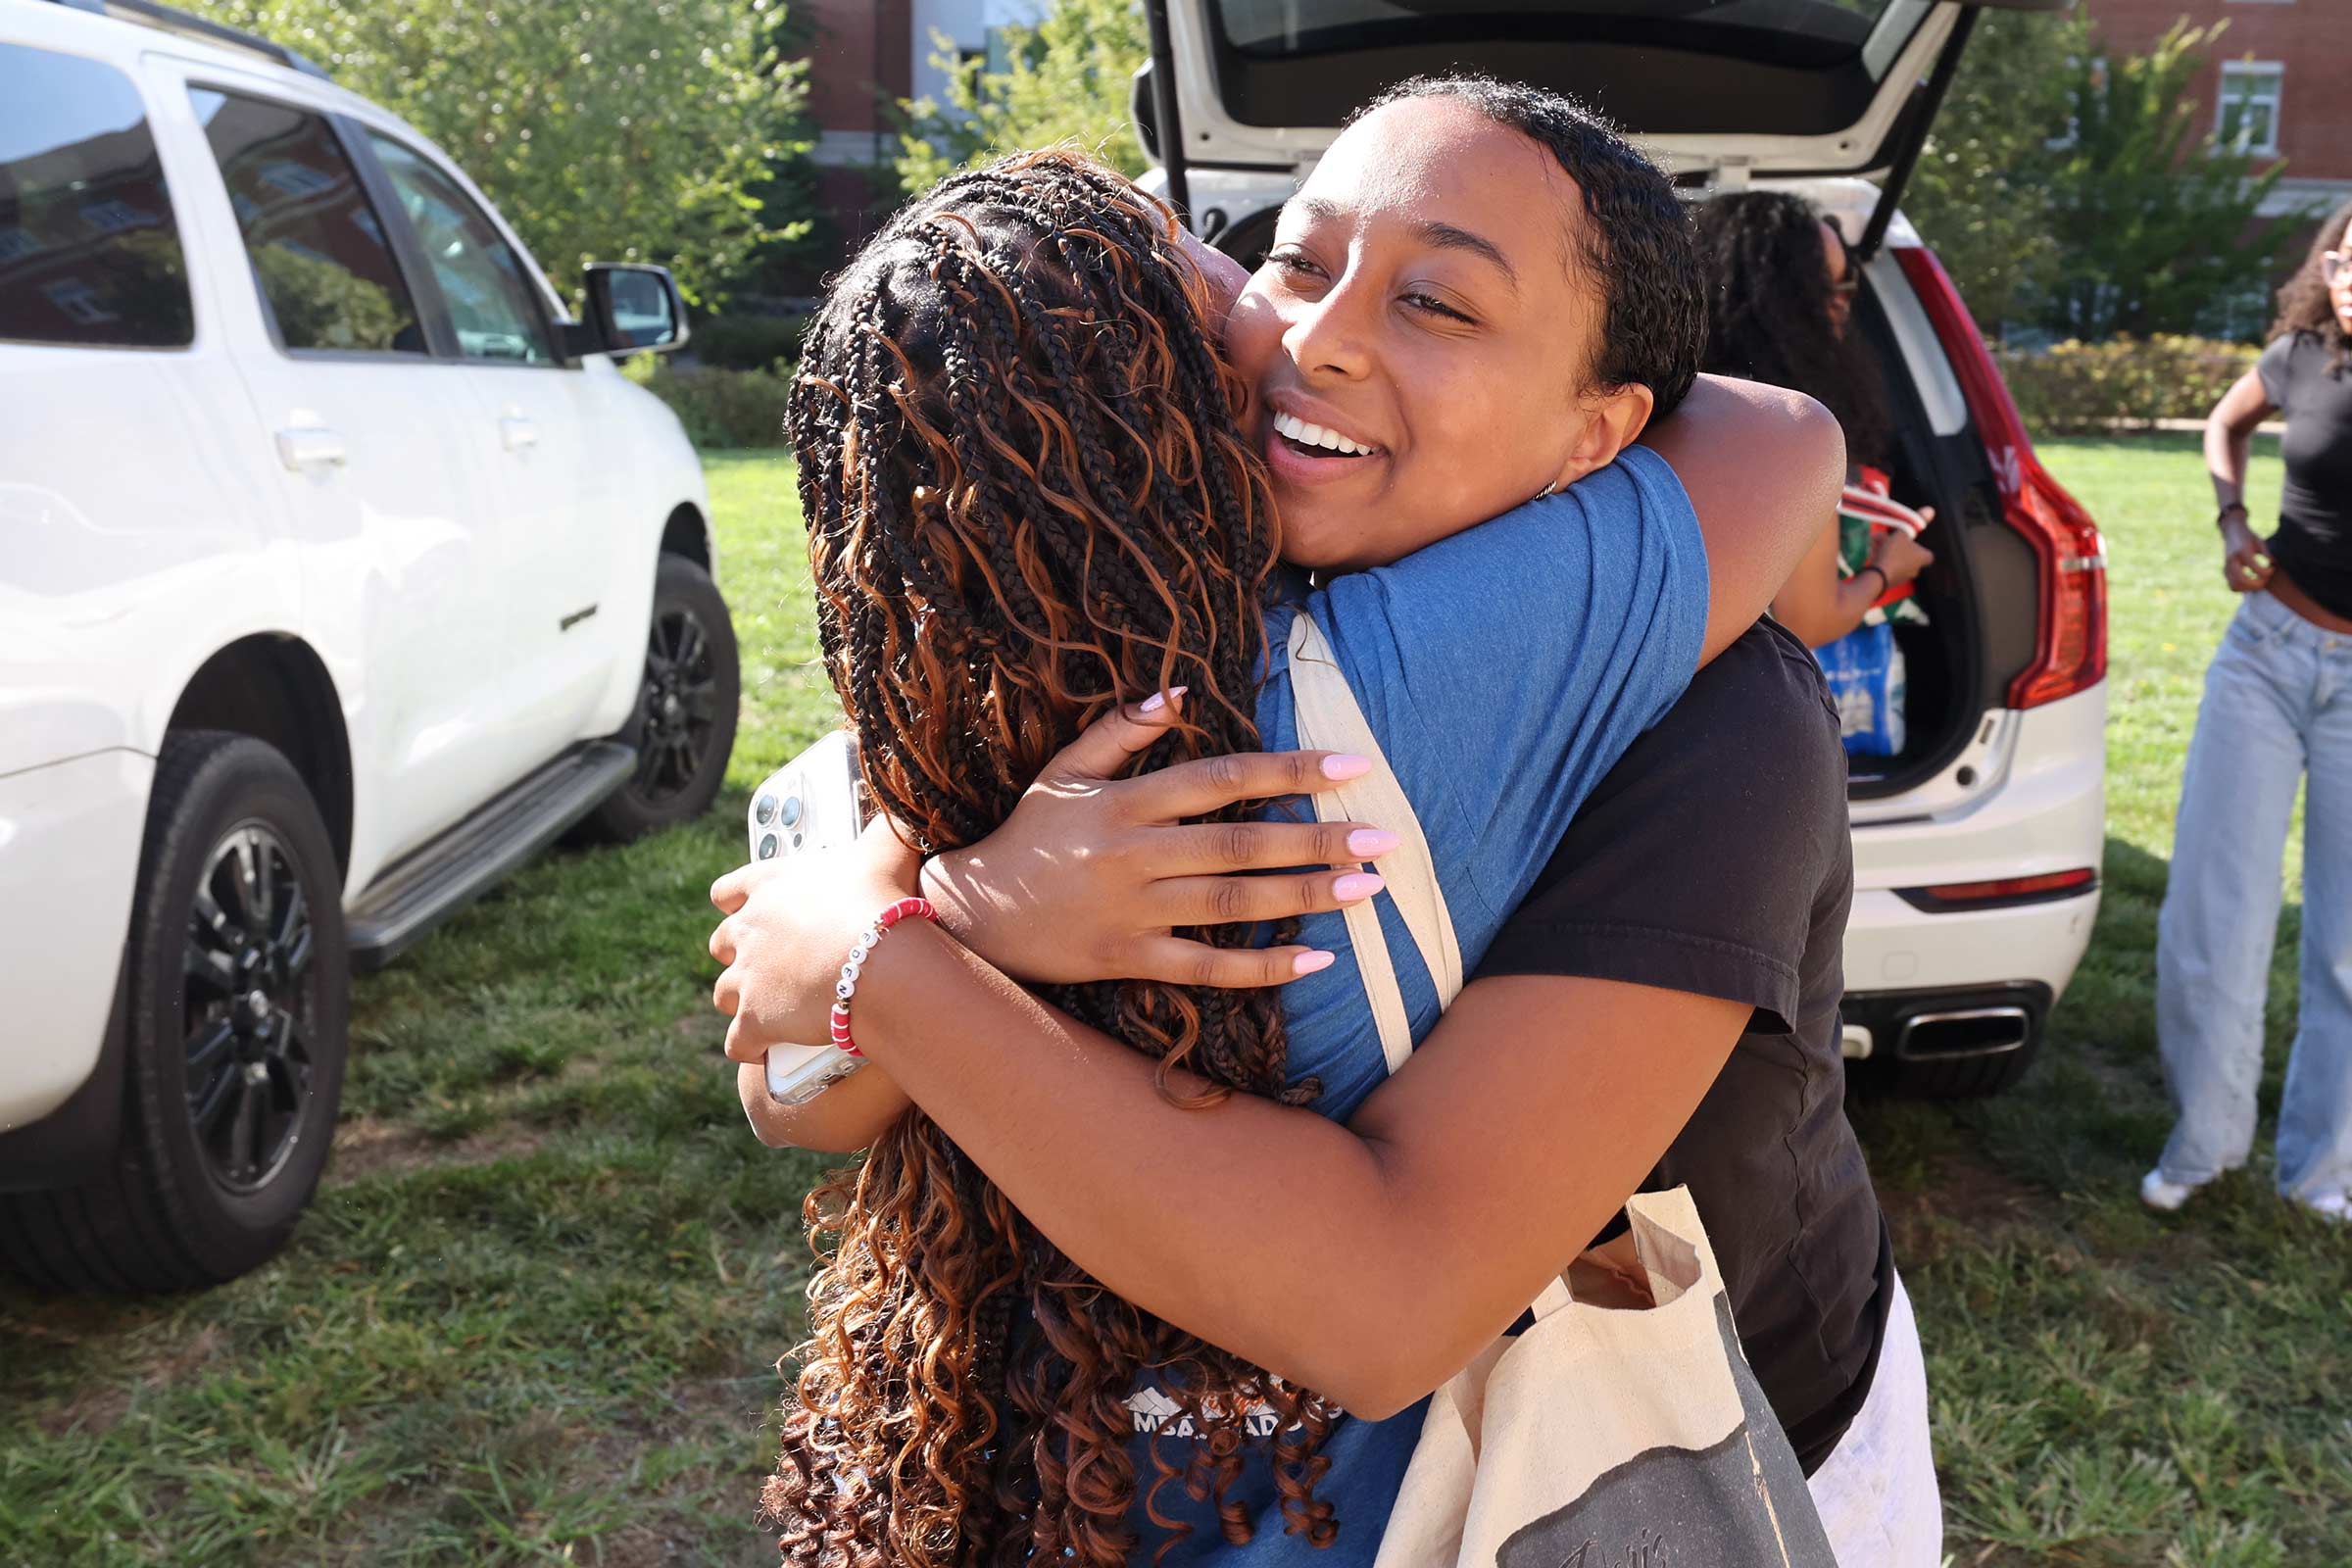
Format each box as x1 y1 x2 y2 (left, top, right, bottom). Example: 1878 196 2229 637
0 748 149 1131
1841 685 2107 1058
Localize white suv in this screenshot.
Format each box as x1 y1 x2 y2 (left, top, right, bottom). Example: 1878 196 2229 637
1137 0 2105 1098
0 0 737 1290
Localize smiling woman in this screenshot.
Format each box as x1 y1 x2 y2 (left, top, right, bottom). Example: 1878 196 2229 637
1225 77 1705 571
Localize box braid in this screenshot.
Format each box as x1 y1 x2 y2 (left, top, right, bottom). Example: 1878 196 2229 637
765 149 1344 1568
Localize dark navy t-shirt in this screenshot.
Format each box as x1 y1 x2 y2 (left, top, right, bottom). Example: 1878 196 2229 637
1119 445 1708 1564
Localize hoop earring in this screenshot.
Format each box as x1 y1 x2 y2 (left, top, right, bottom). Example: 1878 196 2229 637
1535 478 1558 501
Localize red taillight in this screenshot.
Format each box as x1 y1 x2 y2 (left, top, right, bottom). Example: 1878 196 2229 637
1893 247 2107 710
1923 868 2098 904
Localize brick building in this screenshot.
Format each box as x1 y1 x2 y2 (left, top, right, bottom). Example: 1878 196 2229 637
2086 0 2350 223
789 0 1011 286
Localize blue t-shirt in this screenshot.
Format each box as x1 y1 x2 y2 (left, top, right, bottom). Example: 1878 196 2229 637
1121 444 1709 1564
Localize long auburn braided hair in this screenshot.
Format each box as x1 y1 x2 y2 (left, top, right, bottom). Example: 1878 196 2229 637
768 149 1343 1567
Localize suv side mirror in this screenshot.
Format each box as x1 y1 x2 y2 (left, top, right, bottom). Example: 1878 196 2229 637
564 263 689 362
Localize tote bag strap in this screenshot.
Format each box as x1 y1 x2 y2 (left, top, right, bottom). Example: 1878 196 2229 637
1284 612 1464 1074
1286 613 1578 1323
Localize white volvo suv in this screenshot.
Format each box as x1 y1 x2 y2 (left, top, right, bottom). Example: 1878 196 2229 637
0 0 738 1291
1136 0 2107 1099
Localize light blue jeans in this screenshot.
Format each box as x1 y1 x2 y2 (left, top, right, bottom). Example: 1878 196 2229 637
2156 589 2352 1201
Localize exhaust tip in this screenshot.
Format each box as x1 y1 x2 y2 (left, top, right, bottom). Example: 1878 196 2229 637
1892 1006 2031 1062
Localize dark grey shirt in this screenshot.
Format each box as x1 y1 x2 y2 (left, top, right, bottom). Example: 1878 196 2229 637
2258 330 2352 620
1475 616 1890 1473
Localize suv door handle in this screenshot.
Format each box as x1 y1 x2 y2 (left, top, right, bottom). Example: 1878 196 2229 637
500 416 539 452
274 426 347 470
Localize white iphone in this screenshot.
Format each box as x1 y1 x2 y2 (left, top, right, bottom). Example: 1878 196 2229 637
744 729 872 1105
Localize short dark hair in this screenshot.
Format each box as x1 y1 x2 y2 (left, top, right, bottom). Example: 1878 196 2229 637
1355 74 1704 418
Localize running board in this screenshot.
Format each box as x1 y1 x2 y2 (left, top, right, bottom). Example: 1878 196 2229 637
347 741 635 972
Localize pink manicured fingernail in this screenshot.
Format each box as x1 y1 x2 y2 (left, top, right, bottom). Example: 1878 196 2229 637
1294 951 1337 976
1322 754 1373 780
1333 872 1385 903
1348 829 1399 858
1141 686 1188 714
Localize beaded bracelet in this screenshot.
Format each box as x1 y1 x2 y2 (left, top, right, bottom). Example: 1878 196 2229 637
828 897 937 1056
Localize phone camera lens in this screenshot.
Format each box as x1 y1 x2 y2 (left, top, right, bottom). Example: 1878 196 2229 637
755 793 779 825
758 834 779 859
780 794 805 829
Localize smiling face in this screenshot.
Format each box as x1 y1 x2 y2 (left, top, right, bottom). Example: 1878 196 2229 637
1219 96 1655 572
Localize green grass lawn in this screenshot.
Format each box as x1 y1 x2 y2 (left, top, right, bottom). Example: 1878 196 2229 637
5 438 2347 1566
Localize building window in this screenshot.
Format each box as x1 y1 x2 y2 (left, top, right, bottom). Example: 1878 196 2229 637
43 278 118 326
2216 63 2283 157
80 198 159 234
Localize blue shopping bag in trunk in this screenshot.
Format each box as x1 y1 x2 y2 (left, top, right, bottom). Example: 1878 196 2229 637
1815 619 1906 758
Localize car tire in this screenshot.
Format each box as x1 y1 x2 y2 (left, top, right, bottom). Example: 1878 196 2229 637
573 553 741 844
0 732 348 1294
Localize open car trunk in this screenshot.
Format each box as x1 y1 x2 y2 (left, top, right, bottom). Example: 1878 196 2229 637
1841 245 1989 796
1796 192 2058 803
1140 0 2070 253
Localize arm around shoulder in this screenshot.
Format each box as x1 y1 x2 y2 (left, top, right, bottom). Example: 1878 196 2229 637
1640 374 1846 662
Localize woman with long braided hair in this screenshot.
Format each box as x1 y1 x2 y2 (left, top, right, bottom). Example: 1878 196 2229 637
714 88 1844 1567
769 150 1334 1567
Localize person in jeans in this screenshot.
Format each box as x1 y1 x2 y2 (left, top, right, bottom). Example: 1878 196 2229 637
2148 198 2352 1221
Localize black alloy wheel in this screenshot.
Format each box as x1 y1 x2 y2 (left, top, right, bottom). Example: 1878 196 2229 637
574 553 740 843
637 603 721 805
182 823 321 1194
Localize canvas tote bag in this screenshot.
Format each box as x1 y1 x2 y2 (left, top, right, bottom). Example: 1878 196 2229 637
1285 613 1838 1568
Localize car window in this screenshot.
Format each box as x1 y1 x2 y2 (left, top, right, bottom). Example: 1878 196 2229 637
188 88 423 356
0 42 194 349
365 132 556 366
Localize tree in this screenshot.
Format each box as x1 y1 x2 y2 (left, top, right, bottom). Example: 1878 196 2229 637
1900 5 2086 334
895 0 1148 195
2035 23 2296 341
724 0 834 300
182 0 806 303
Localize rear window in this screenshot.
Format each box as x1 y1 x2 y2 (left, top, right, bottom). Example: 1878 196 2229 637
0 42 194 349
1213 0 1887 69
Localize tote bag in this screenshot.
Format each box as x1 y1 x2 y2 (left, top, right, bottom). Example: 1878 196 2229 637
1284 613 1838 1568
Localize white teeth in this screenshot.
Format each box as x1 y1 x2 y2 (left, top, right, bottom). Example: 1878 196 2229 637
1274 410 1375 457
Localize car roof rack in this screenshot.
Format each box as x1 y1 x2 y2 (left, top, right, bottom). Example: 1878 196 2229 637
46 0 332 79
